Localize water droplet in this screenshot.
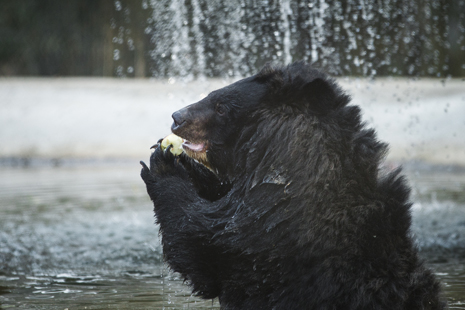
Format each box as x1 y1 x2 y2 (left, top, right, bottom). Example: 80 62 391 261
142 0 148 10
113 49 120 61
114 1 122 11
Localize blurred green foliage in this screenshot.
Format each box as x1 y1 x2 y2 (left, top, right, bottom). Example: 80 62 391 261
0 0 113 76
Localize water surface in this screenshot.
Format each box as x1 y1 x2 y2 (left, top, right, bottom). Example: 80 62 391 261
0 163 464 309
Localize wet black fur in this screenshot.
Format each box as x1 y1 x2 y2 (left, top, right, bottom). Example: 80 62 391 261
141 62 445 309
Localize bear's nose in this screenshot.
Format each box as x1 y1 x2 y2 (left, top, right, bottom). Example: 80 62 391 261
172 110 186 129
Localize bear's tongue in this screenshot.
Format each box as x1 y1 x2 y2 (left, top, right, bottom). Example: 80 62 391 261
182 140 205 152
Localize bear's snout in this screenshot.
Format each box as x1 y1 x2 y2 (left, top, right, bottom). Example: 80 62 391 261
171 109 187 130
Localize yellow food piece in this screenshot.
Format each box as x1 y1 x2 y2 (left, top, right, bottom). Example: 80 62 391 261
161 134 184 156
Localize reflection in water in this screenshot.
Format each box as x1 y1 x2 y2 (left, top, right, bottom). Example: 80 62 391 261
0 164 464 308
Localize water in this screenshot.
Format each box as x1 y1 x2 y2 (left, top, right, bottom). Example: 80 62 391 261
0 164 464 308
0 164 220 309
111 0 465 78
0 272 221 309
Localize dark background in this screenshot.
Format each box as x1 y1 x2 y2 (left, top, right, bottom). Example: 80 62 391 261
0 0 464 77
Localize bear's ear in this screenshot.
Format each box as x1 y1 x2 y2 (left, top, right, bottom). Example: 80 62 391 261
289 72 351 115
297 77 339 115
256 62 350 115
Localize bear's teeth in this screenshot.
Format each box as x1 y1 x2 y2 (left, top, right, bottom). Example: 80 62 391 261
182 140 205 152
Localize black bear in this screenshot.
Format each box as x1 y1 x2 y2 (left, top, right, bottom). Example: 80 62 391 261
141 62 445 309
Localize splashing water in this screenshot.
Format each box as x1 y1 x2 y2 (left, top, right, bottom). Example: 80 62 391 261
108 0 465 78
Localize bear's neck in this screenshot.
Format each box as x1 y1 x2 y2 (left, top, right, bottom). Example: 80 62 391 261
231 112 385 204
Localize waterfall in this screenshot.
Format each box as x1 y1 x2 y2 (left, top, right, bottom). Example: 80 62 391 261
113 0 465 78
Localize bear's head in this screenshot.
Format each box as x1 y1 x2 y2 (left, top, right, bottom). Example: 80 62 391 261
171 75 268 172
171 62 383 183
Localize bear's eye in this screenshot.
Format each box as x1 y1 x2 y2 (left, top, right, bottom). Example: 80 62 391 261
215 104 226 116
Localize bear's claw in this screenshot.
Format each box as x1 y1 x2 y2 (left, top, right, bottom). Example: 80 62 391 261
140 160 153 184
165 144 174 155
150 138 164 150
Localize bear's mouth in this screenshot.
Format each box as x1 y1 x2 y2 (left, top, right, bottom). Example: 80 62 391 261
180 139 211 170
182 140 206 153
